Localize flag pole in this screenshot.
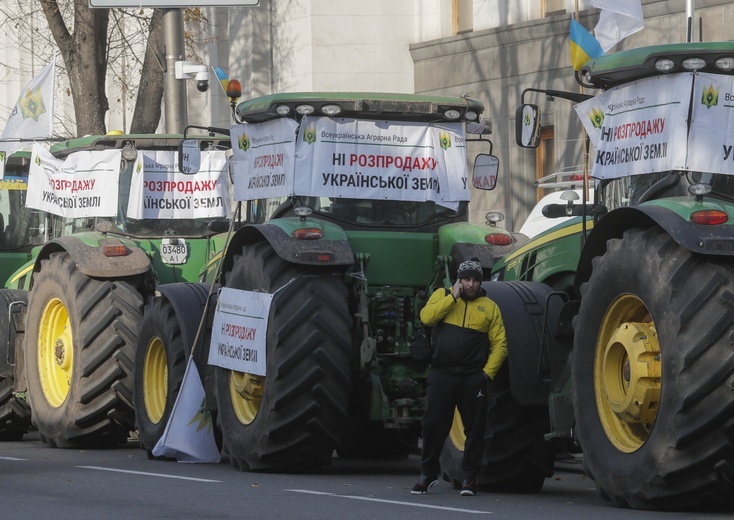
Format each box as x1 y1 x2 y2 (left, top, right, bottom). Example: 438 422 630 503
574 0 590 247
686 0 695 42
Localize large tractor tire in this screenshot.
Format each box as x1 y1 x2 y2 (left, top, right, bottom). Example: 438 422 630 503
25 252 143 448
133 297 187 455
0 289 30 441
215 241 352 472
479 364 554 492
440 281 557 491
134 283 216 456
574 226 734 510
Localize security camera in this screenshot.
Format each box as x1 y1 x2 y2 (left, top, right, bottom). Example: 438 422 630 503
175 61 210 93
195 71 210 92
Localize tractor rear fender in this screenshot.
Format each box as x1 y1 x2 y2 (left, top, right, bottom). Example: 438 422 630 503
575 205 734 292
439 222 517 275
31 236 151 284
154 282 216 362
220 223 355 281
482 281 568 406
449 243 506 279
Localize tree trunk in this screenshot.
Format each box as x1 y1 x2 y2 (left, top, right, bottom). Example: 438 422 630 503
130 9 164 134
40 0 109 136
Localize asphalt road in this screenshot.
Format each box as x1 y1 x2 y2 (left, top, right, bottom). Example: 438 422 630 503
1 434 730 520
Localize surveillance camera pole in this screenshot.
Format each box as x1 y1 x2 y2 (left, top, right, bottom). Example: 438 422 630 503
162 9 188 134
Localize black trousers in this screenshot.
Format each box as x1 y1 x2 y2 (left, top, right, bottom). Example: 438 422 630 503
419 368 488 481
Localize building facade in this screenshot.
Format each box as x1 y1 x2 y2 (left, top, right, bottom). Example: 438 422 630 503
410 0 734 227
1 1 732 228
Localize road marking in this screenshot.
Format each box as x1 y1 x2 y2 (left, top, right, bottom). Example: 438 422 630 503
287 489 492 514
77 466 221 483
0 456 26 461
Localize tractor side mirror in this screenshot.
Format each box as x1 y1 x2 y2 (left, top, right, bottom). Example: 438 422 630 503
515 104 541 148
472 154 499 191
178 139 201 174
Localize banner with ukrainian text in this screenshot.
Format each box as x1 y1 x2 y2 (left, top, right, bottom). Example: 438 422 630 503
687 73 734 175
27 143 120 217
574 74 690 179
230 118 298 201
293 117 468 208
208 287 272 375
127 150 230 219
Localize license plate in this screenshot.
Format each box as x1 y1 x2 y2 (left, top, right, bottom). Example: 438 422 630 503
161 239 188 265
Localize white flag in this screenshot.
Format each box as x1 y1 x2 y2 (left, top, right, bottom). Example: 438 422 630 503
152 357 221 463
0 55 56 160
587 0 644 52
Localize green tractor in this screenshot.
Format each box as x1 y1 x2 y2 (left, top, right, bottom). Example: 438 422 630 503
0 133 232 447
489 41 734 510
0 149 51 440
133 91 534 474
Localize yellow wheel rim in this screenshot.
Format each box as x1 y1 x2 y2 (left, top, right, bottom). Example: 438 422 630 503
38 297 73 408
229 370 264 425
447 408 465 451
595 294 661 453
143 337 168 424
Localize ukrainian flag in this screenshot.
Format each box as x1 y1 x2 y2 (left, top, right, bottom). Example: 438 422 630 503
212 66 230 95
570 18 605 71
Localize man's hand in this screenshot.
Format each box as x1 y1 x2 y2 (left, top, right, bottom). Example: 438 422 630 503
452 279 462 300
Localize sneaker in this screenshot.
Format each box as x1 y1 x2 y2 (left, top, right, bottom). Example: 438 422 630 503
460 480 477 496
410 474 439 495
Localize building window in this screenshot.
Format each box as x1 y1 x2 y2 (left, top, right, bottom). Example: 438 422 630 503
536 126 555 201
453 0 473 35
542 0 566 17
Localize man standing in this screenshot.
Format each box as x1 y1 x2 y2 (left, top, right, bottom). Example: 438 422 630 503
411 258 508 496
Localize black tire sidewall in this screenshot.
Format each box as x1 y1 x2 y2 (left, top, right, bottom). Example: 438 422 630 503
573 229 679 494
215 242 352 471
25 254 83 444
25 252 142 447
134 297 186 451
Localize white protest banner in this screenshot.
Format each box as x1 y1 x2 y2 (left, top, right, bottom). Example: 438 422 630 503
127 150 230 219
230 118 298 201
293 117 468 207
27 143 120 217
208 287 272 375
152 357 221 463
687 73 734 175
575 73 690 179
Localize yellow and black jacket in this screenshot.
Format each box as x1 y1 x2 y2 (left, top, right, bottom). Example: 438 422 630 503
420 287 508 378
